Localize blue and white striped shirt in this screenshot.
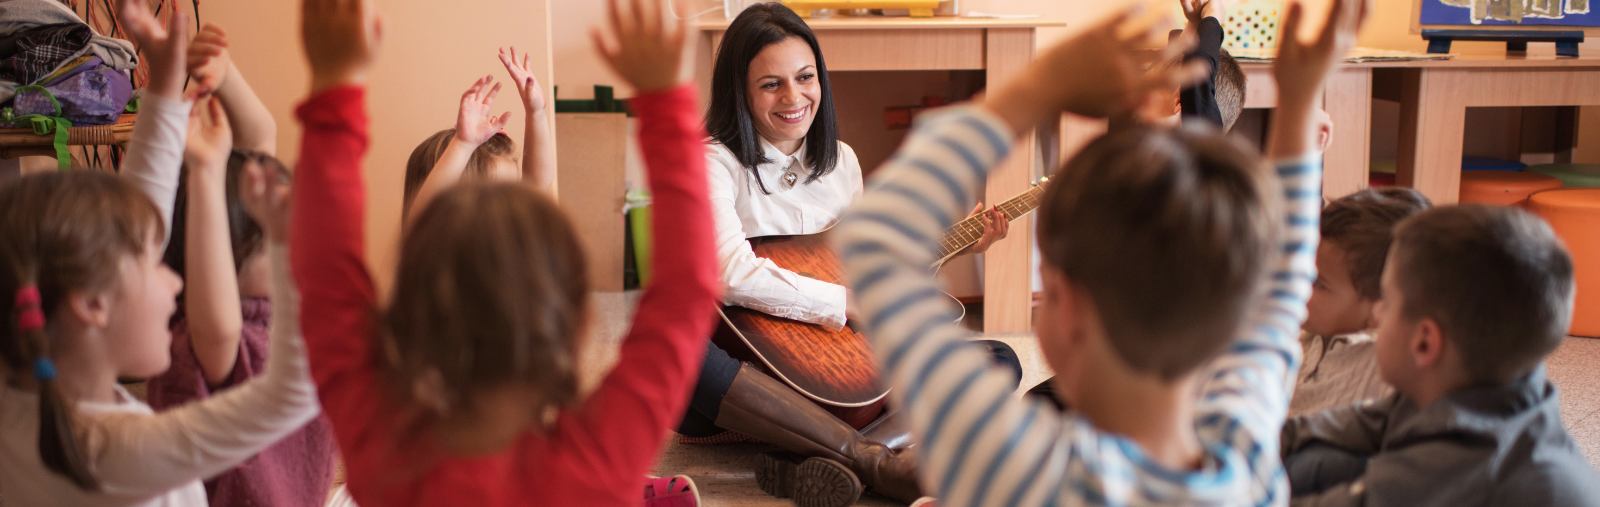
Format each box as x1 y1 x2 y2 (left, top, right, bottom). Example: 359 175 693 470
835 106 1320 507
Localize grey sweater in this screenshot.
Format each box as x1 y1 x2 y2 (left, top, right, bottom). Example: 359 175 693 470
1283 366 1600 507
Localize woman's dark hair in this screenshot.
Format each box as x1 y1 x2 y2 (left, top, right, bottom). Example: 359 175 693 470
706 2 839 194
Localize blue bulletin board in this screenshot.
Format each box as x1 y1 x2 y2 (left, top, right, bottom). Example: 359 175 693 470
1419 0 1600 28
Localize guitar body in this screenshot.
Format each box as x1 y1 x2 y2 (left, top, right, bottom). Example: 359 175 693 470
716 179 1046 415
715 233 888 411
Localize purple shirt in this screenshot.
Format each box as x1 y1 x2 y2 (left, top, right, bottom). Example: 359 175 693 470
147 298 337 507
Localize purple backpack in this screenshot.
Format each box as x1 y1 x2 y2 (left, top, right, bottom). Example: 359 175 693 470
8 56 133 126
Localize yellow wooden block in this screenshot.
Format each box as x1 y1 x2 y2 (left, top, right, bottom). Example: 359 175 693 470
780 0 942 17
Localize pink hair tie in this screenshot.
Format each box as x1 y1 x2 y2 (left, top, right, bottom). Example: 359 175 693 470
17 308 44 331
14 286 40 307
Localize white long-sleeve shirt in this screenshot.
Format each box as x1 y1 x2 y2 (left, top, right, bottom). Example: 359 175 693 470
0 244 320 507
117 94 190 247
837 106 1320 507
706 137 862 330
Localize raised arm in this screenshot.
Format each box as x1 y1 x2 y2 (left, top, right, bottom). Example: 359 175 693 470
116 0 203 245
188 24 279 153
500 46 557 194
1177 0 1225 127
837 10 1206 506
553 0 720 485
404 75 511 224
291 0 388 466
179 97 245 386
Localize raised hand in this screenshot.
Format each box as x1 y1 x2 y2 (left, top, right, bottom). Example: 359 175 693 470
1268 0 1366 159
239 156 294 243
184 97 233 174
1275 0 1366 103
498 47 548 113
454 75 512 147
591 0 693 93
987 5 1209 133
187 24 231 100
1181 0 1213 30
302 0 383 94
117 0 196 100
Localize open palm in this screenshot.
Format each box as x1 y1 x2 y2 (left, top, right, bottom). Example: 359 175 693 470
498 46 548 112
454 75 512 146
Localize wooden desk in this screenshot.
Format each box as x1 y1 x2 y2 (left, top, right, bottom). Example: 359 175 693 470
697 17 1064 334
1389 54 1600 204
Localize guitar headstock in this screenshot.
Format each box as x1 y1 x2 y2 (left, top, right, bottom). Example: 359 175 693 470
1033 176 1050 189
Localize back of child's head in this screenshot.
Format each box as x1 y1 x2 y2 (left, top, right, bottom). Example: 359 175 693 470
0 171 166 490
1216 49 1246 132
384 180 589 426
1390 205 1573 385
1321 187 1433 301
1037 124 1280 380
402 128 516 215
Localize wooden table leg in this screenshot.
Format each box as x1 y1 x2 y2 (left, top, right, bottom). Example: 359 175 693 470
1397 68 1467 205
1323 67 1372 198
982 27 1035 334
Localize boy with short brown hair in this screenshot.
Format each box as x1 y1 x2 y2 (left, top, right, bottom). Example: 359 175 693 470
1291 187 1431 417
1282 205 1600 506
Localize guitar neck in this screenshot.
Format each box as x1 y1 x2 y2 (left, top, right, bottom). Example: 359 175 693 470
934 185 1046 260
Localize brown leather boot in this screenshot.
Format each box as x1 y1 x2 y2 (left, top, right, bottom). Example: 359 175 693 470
860 408 913 451
714 363 923 504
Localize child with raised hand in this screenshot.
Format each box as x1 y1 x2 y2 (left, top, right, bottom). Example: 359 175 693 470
0 99 320 507
835 0 1364 505
403 48 556 220
146 23 338 507
290 0 719 504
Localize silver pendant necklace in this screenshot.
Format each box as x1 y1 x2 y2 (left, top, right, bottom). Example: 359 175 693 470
783 170 799 187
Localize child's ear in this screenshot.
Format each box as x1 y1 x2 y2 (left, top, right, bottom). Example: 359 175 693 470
1410 317 1446 370
66 288 114 329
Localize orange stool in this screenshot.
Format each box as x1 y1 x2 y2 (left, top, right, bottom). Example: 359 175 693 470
1459 170 1564 206
1527 189 1600 338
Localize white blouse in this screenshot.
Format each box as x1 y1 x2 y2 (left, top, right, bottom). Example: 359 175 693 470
706 137 863 330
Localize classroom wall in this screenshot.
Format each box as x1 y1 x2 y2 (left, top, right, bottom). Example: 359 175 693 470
195 0 555 292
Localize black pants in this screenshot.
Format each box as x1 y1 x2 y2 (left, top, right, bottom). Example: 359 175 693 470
676 339 1026 437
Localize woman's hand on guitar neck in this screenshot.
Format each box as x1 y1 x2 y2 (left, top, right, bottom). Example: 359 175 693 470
967 203 1009 255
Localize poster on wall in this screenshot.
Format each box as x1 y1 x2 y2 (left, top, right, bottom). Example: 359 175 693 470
1419 0 1600 27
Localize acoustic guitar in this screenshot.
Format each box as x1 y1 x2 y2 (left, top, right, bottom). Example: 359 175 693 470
713 178 1049 410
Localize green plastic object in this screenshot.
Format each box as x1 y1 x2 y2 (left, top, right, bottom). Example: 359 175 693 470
627 189 654 285
1526 164 1600 188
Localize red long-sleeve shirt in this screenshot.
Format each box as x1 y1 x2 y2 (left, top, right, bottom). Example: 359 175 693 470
290 84 719 506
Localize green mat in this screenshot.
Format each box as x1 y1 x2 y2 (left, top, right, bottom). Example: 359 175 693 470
1526 164 1600 188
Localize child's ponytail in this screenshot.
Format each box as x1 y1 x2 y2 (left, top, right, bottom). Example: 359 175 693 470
12 282 99 490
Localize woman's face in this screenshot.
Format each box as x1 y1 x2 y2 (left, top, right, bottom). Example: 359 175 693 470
745 37 820 153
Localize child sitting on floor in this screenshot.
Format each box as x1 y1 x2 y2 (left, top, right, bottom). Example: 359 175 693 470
835 0 1364 505
146 22 337 507
289 0 718 505
403 47 554 219
1281 204 1600 505
1290 187 1431 418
